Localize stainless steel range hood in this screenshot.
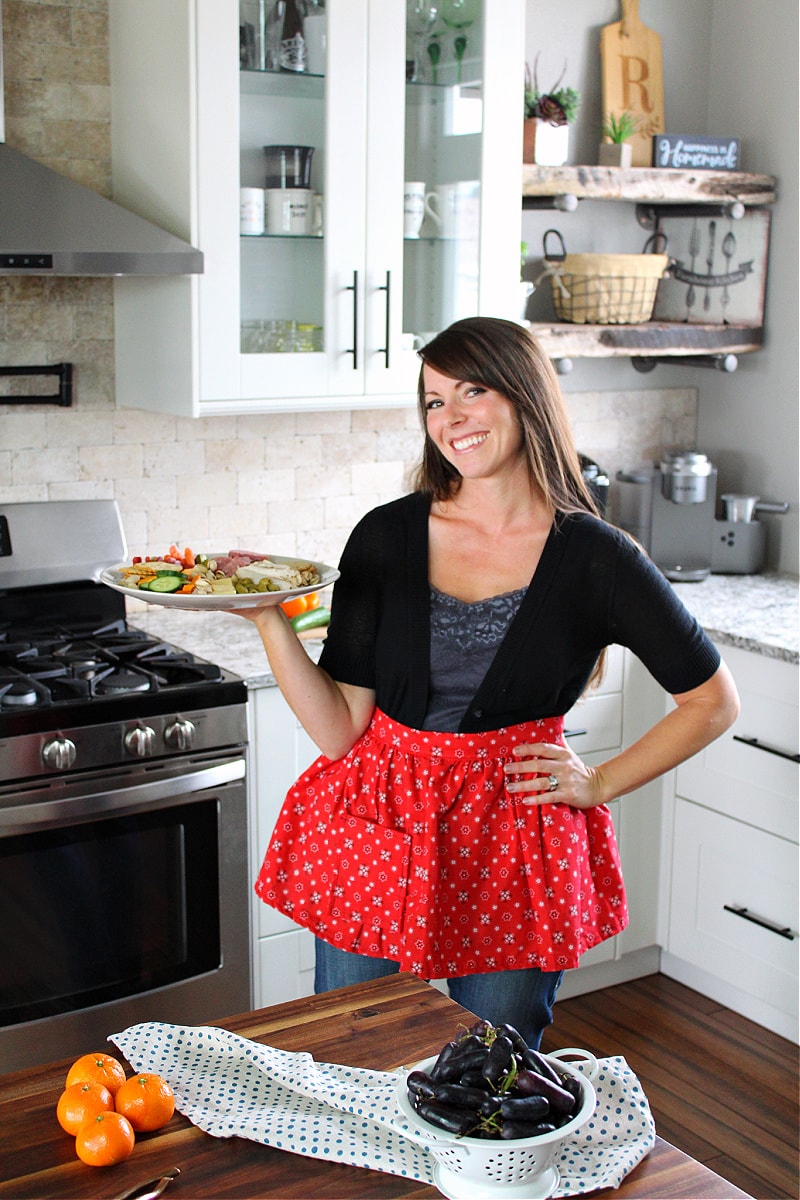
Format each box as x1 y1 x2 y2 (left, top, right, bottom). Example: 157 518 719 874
0 144 203 275
0 5 202 277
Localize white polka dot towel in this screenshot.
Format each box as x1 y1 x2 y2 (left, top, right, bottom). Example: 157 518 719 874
110 1023 655 1196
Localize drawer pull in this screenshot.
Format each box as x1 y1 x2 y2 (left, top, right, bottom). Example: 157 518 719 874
732 734 800 763
564 727 588 739
723 904 796 940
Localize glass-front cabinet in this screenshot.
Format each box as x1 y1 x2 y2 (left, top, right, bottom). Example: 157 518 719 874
110 0 525 416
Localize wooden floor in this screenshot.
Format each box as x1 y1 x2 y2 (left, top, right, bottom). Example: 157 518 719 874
540 973 799 1199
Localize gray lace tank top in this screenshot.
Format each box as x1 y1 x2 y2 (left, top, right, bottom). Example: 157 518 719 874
422 585 527 732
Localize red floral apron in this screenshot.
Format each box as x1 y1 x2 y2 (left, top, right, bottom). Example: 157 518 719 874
255 709 628 979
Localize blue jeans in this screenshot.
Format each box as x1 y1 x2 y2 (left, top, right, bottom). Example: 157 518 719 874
314 938 563 1050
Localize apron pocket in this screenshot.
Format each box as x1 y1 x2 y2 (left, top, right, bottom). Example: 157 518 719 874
323 813 411 957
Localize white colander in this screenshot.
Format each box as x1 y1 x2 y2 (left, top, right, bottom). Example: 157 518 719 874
394 1047 598 1200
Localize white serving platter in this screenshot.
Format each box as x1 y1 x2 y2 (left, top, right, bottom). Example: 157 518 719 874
100 555 339 612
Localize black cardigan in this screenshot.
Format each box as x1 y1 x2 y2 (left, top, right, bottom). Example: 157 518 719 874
319 492 720 733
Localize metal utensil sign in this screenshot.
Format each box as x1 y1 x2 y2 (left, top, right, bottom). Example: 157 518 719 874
652 210 769 325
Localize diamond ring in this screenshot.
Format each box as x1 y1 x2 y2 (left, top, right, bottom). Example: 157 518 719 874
547 773 558 792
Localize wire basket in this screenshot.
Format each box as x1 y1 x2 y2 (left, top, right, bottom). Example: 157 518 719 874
543 230 670 325
394 1048 598 1200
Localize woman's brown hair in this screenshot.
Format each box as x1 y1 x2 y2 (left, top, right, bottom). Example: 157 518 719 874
412 316 598 517
413 317 606 686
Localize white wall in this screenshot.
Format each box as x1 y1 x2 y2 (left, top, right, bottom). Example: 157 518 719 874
698 0 799 573
523 0 798 572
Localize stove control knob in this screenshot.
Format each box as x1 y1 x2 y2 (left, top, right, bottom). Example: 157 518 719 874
42 736 77 771
125 725 156 757
164 717 196 751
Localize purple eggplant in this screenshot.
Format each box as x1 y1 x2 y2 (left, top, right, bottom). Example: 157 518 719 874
499 1094 550 1121
500 1120 557 1139
496 1023 529 1055
520 1047 564 1086
432 1082 495 1111
406 1070 436 1101
514 1069 576 1116
481 1033 514 1085
416 1100 476 1136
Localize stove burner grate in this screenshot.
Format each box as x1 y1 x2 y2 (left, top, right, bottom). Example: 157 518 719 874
0 616 227 716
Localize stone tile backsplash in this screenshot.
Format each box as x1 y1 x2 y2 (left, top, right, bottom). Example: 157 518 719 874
0 0 699 568
1 390 697 567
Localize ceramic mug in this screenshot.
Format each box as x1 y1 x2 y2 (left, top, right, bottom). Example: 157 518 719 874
311 192 324 236
240 187 265 235
265 188 311 235
403 181 426 238
424 180 480 239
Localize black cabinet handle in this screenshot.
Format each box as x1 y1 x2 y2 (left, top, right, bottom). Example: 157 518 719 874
345 270 358 370
377 270 390 369
723 904 796 940
733 734 800 764
564 728 588 739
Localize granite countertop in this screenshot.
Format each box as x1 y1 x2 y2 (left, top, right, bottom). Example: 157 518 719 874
127 571 798 685
669 572 798 663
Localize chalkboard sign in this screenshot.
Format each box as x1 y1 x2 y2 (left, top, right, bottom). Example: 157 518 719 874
652 135 740 170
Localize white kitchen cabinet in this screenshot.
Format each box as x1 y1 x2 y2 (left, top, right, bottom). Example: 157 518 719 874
248 683 320 1008
559 646 664 991
109 0 525 416
661 646 799 1042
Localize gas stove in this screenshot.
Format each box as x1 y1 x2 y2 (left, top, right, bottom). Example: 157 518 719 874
0 501 251 1071
0 499 247 779
0 609 245 736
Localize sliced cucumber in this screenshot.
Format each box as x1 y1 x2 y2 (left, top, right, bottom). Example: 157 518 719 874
146 574 184 593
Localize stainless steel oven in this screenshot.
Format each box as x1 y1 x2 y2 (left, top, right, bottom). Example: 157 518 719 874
0 501 252 1072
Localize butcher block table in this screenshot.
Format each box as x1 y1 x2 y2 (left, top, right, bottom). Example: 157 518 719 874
0 974 751 1199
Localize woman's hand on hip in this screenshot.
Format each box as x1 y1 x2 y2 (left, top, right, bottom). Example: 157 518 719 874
504 741 603 809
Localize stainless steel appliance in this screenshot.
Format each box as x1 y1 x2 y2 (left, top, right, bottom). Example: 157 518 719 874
615 452 718 581
578 454 610 517
711 493 789 574
0 501 250 1072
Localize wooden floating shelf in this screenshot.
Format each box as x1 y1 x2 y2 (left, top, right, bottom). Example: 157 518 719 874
522 166 777 207
527 320 764 360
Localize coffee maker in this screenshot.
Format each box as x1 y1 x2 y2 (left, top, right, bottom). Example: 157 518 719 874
615 452 717 581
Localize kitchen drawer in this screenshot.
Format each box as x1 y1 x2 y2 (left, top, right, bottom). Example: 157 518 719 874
675 647 798 841
564 692 622 755
591 643 624 695
256 929 315 1009
563 645 623 755
668 798 798 1025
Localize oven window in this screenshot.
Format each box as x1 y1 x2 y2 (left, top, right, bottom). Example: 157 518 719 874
0 800 221 1025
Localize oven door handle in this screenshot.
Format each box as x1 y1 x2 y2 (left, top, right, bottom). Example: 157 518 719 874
0 758 246 834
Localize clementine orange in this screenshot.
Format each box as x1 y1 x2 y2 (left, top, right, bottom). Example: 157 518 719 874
66 1052 127 1095
115 1072 175 1132
57 1081 115 1136
75 1110 135 1166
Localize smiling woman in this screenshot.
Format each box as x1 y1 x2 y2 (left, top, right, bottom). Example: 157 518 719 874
232 317 739 1053
422 368 525 471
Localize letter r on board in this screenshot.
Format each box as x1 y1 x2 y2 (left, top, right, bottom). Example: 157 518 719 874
619 55 653 112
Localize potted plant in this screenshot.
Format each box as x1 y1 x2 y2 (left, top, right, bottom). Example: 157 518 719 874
523 54 581 166
598 111 639 168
